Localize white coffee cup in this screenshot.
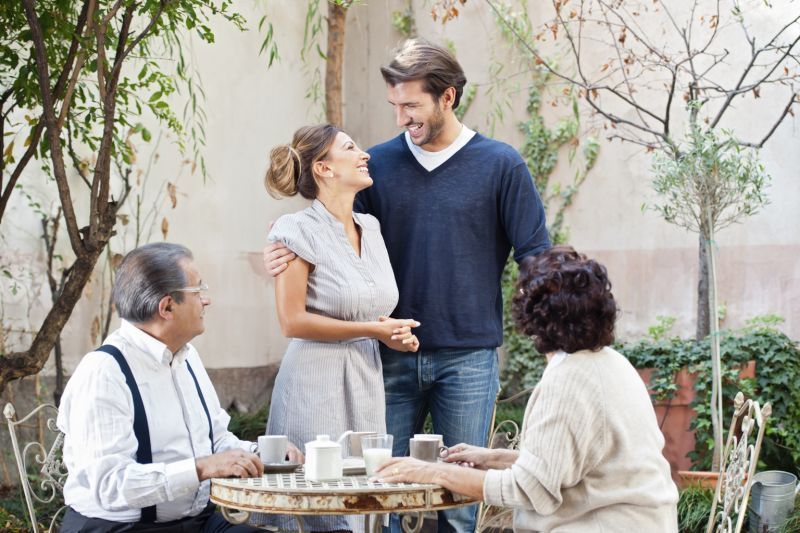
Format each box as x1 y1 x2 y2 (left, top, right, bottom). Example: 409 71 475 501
258 435 288 464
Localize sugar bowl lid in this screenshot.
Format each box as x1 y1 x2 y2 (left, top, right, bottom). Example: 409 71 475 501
305 434 341 449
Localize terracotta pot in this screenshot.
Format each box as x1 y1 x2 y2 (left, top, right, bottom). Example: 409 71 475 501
636 367 698 483
678 470 719 489
636 361 756 485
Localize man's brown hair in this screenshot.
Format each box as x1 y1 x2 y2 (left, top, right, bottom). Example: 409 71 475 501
380 38 467 109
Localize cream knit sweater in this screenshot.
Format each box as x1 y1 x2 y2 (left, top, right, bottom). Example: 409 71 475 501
483 347 679 532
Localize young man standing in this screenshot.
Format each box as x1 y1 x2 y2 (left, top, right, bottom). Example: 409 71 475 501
266 39 550 532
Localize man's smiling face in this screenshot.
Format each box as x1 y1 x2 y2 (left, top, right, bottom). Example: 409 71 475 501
386 79 447 151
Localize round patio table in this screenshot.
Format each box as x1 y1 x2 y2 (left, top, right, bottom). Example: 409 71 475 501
210 469 477 533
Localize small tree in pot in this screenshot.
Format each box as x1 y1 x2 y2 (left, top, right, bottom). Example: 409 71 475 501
650 124 770 469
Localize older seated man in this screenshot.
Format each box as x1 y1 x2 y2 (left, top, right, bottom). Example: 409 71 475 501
58 243 302 533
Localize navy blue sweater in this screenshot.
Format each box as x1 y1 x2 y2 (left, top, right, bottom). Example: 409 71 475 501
356 133 550 350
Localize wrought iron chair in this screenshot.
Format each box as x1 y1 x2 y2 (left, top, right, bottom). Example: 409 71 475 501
476 386 534 532
4 402 68 533
706 391 772 533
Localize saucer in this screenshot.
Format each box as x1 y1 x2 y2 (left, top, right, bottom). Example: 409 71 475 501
262 460 301 473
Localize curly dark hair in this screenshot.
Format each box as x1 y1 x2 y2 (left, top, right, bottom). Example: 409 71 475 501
512 246 617 354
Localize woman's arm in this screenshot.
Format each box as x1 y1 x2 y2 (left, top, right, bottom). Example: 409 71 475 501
375 457 488 501
444 444 519 470
275 256 418 348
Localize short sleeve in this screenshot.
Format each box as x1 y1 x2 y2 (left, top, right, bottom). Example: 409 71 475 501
268 214 317 265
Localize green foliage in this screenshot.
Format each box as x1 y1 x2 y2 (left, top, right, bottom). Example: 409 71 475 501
500 260 545 395
257 15 280 67
618 316 800 474
650 126 770 237
0 483 63 532
690 318 800 473
227 403 270 442
454 83 476 122
677 485 715 533
0 505 29 533
391 3 416 38
1 1 245 184
495 401 526 430
780 499 800 533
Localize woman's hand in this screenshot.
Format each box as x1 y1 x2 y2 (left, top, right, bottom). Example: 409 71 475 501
286 442 305 464
373 457 440 484
374 316 420 352
374 456 488 501
444 443 518 470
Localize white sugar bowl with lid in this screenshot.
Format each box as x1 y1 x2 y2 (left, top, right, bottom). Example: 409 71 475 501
305 434 343 481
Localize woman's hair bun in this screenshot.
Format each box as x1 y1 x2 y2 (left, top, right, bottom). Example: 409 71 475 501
265 144 301 198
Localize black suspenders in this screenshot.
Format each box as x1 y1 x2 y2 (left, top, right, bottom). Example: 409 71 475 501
185 361 215 454
96 344 215 523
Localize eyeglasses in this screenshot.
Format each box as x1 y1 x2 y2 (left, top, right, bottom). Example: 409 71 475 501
173 283 209 298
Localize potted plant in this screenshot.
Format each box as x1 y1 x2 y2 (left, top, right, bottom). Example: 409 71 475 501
650 123 770 472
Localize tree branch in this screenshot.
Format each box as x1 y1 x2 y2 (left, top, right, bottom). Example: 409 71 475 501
120 1 168 62
739 92 798 148
95 17 109 103
597 3 653 131
1 0 92 225
56 0 95 129
20 0 84 256
90 3 135 245
710 15 800 128
66 121 92 188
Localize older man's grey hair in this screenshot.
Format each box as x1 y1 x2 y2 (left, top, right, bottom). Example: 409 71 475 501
112 243 194 323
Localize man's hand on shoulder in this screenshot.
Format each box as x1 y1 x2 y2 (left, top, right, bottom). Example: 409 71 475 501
263 242 296 277
263 222 296 277
195 449 264 480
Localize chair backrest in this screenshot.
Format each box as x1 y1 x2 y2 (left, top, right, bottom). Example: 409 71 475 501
477 387 535 532
3 402 68 533
706 391 772 533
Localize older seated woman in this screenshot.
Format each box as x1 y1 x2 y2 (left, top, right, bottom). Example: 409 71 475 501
376 246 679 531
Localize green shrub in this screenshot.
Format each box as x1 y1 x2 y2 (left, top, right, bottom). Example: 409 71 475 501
499 259 546 395
0 505 29 533
228 403 270 442
677 485 714 533
0 483 63 532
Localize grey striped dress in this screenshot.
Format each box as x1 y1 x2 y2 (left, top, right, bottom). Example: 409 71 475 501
257 200 399 531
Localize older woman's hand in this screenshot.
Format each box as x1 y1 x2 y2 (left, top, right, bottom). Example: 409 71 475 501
372 457 439 484
444 443 518 470
374 456 488 501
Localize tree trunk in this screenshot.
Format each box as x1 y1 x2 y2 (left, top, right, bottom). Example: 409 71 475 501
705 222 724 472
0 247 104 393
53 340 64 405
325 1 348 127
696 234 710 340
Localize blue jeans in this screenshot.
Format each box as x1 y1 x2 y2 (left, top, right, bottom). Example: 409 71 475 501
381 347 500 533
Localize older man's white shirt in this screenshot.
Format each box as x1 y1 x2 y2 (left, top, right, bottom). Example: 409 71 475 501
57 319 253 522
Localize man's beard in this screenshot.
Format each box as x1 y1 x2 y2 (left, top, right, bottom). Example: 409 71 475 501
412 101 446 148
